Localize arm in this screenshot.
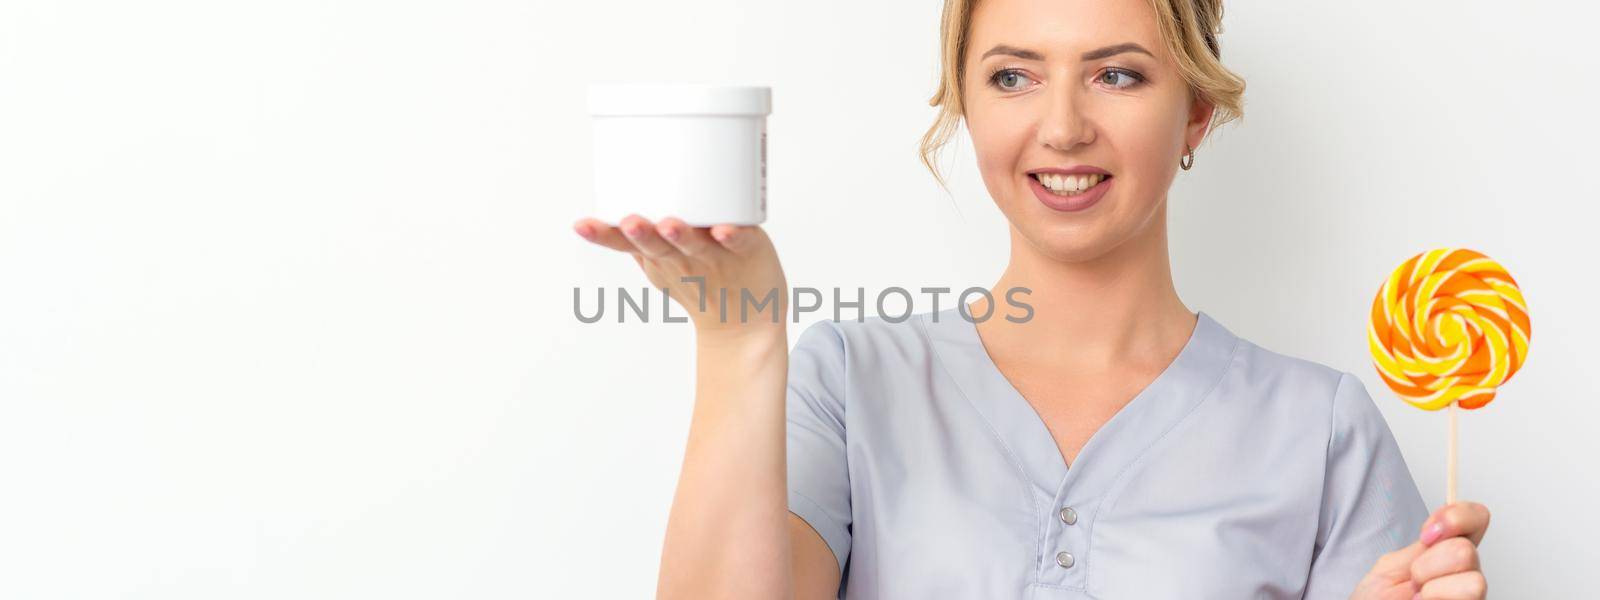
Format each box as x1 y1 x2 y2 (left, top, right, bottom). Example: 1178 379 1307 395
1316 373 1493 600
782 318 854 595
656 330 795 599
572 215 839 599
1302 372 1430 599
791 513 844 599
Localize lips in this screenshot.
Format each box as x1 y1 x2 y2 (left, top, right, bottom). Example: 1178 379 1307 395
1029 172 1111 195
1028 170 1113 212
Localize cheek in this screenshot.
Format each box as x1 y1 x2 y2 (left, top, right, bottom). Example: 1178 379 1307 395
1107 110 1184 190
1126 132 1173 176
967 111 1030 184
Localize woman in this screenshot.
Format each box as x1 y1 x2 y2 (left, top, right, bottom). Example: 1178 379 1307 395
573 0 1492 597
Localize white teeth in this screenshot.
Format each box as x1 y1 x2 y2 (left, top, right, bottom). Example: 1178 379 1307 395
1036 173 1105 195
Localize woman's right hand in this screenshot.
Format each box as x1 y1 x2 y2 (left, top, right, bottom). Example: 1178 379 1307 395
573 214 788 338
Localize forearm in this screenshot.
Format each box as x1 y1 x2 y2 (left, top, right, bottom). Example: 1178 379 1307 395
657 327 792 599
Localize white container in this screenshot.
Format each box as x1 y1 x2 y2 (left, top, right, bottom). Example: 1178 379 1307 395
588 84 770 227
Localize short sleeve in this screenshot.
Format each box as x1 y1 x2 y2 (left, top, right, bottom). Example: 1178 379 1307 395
1302 371 1430 599
785 319 852 573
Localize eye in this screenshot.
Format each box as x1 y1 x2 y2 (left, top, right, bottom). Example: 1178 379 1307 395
1098 68 1146 90
987 68 1034 92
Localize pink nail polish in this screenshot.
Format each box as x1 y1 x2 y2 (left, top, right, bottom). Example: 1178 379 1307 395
1420 522 1444 545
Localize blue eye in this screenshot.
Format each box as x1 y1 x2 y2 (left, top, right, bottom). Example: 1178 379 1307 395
987 68 1033 92
986 67 1147 92
1100 68 1146 89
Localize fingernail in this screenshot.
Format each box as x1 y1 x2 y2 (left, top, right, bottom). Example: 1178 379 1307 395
575 225 594 240
661 227 679 240
623 225 640 238
1420 522 1444 545
1412 594 1421 600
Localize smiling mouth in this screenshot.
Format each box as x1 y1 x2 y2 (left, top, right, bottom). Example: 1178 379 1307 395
1029 173 1111 197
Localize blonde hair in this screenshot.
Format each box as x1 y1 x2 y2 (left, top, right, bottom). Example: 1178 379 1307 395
919 0 1247 192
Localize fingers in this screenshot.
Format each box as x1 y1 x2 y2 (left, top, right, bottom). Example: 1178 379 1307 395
710 224 763 255
577 215 754 261
656 217 719 257
1420 502 1491 547
573 218 637 254
1373 541 1428 580
1416 570 1487 599
1352 541 1422 598
1409 506 1489 600
1409 537 1479 585
618 215 679 259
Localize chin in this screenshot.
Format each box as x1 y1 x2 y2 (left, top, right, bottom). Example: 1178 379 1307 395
1016 222 1124 263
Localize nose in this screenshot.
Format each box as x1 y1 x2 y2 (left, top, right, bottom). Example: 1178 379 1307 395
1036 83 1094 152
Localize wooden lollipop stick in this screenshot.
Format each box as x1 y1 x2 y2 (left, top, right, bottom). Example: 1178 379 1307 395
1447 402 1458 505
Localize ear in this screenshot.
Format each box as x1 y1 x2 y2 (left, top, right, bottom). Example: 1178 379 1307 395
1185 92 1215 151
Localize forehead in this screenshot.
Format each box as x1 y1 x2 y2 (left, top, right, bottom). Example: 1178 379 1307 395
967 0 1164 62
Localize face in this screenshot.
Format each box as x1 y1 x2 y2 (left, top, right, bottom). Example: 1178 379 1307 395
962 0 1214 262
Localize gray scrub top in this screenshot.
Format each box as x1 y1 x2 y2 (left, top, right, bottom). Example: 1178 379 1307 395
785 306 1428 599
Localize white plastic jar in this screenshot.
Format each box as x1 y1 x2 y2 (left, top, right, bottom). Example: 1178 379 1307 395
587 84 771 227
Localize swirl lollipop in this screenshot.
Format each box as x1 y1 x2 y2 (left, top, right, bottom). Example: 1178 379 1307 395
1368 247 1531 503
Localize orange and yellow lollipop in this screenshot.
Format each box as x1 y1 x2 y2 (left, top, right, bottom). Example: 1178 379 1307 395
1368 247 1531 502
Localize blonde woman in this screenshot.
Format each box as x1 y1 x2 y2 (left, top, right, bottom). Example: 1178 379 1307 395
573 0 1491 598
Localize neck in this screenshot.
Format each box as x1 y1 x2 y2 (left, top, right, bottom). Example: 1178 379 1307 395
975 202 1194 369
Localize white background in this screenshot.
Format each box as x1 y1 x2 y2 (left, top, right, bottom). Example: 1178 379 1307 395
2 0 1596 597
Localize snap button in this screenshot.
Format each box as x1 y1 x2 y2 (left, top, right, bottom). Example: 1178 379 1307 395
1059 506 1078 525
1055 551 1075 568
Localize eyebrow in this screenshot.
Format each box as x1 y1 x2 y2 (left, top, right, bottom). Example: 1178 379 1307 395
980 42 1154 62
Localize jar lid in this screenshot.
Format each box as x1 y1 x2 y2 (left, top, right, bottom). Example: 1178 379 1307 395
588 84 771 116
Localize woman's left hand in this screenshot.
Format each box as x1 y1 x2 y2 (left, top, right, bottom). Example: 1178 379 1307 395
1349 501 1491 600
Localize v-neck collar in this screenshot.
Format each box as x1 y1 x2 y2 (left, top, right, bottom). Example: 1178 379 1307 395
918 305 1241 504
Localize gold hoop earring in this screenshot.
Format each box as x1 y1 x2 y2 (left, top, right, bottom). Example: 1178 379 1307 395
1180 144 1195 170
